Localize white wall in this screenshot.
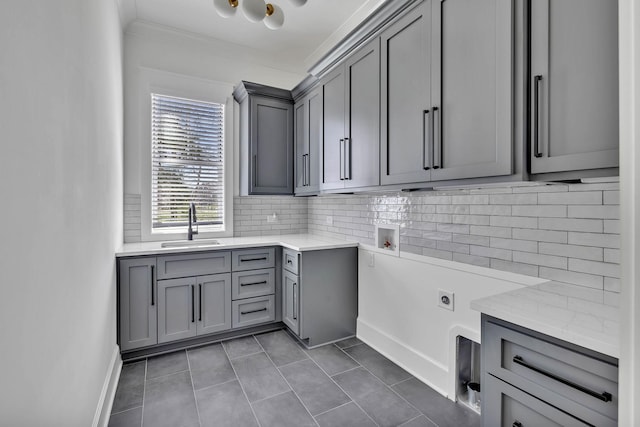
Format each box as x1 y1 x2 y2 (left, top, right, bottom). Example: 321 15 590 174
618 0 639 423
357 248 544 398
0 0 123 425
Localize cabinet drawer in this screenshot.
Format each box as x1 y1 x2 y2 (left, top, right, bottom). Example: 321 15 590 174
157 251 231 279
232 268 275 300
483 374 595 427
232 248 275 271
283 248 299 274
232 295 275 329
484 318 618 424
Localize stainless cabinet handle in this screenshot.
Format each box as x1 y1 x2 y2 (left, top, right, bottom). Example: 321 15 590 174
512 355 612 402
198 283 202 322
432 107 441 169
241 307 268 315
533 75 543 158
302 154 307 186
305 154 310 187
191 285 195 323
293 282 297 320
240 280 268 287
339 139 345 180
344 137 351 180
423 109 431 170
150 265 155 306
240 257 267 262
253 154 258 187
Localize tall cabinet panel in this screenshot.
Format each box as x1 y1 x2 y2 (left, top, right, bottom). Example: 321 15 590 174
119 258 157 351
344 39 380 189
321 67 347 190
294 87 322 195
381 1 432 185
430 0 513 181
530 0 618 174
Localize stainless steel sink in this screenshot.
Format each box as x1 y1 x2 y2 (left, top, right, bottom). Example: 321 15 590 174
160 239 221 248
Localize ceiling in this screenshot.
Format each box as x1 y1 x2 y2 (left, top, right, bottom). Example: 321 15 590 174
121 0 383 73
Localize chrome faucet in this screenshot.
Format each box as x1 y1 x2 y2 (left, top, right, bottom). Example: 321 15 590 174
188 203 198 240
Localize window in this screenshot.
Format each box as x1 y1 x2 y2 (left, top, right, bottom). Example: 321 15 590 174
151 93 225 232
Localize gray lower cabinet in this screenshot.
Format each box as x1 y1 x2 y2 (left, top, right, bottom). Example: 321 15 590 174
294 87 322 195
282 247 357 347
530 0 618 175
231 295 275 329
321 38 380 191
234 81 294 195
118 258 157 351
482 315 618 427
157 273 232 344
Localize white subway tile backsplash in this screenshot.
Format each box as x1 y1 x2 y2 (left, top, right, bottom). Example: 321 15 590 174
604 248 620 264
450 214 491 225
513 251 567 269
453 253 491 267
538 191 602 205
567 205 620 219
451 194 489 205
470 245 512 261
539 267 604 290
490 237 537 253
604 277 621 293
470 225 511 238
538 218 603 233
490 215 538 229
490 259 539 277
511 205 567 217
452 233 490 246
538 242 603 262
568 232 620 249
568 259 620 278
489 193 537 205
512 228 568 243
470 205 511 216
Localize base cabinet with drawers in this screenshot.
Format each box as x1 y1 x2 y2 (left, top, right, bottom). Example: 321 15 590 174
481 315 618 427
282 247 357 347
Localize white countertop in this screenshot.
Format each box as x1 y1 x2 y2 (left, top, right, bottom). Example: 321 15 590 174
116 234 358 257
471 280 619 358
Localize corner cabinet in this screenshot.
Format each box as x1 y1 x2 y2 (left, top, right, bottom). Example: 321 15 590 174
234 81 294 195
530 0 619 175
294 87 322 195
321 38 380 192
380 0 513 186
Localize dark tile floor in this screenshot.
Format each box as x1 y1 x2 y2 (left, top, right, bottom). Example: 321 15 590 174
109 330 479 427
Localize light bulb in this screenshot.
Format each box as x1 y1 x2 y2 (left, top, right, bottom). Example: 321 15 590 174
289 0 307 6
264 4 284 30
213 0 238 18
241 0 266 22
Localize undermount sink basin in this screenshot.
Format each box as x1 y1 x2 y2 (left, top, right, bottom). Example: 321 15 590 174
161 239 221 248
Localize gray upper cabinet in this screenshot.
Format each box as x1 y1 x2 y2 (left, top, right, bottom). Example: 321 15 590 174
430 0 514 181
381 1 432 185
321 38 380 191
294 87 322 195
530 0 619 175
234 81 294 195
119 258 157 351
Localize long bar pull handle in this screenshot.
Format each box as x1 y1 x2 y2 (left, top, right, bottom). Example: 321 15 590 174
339 139 345 180
512 355 612 402
293 282 297 320
240 257 268 263
512 422 523 427
344 137 351 180
241 308 268 315
432 107 441 169
240 281 268 287
198 284 202 322
303 154 308 186
150 265 155 306
191 285 195 323
533 75 543 158
253 154 258 187
423 109 431 170
306 154 310 187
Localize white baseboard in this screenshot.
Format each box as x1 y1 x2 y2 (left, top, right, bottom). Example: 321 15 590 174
357 318 451 399
93 345 122 427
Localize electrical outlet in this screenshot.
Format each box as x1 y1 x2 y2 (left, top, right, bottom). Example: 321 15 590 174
266 213 278 223
326 215 333 225
438 289 454 311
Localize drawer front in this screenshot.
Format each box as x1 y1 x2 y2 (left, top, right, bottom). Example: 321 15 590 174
283 248 299 274
484 318 618 424
232 248 275 271
157 251 231 279
232 295 275 329
232 268 275 300
483 374 595 427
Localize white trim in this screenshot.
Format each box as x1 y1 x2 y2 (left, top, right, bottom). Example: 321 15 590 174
137 67 235 242
92 346 123 427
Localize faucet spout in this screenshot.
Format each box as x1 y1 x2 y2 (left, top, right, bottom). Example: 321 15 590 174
188 203 198 240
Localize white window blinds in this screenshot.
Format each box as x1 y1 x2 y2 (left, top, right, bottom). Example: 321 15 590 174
151 93 225 229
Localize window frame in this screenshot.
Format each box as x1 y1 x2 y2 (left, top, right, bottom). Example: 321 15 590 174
138 68 234 241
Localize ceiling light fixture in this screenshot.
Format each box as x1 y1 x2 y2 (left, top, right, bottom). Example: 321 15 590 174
213 0 307 30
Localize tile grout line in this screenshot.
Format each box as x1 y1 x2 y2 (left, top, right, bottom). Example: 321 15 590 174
221 338 263 427
226 349 265 362
254 332 321 427
398 414 428 427
189 377 239 394
310 400 353 418
109 406 143 417
185 350 203 427
140 359 147 427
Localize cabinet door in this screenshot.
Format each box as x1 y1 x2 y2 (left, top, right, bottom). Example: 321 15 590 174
381 1 432 185
294 100 308 193
306 88 322 193
157 278 197 343
119 258 157 351
197 273 231 336
321 66 346 190
430 0 513 181
344 38 380 188
530 0 618 174
282 270 299 334
250 96 294 194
